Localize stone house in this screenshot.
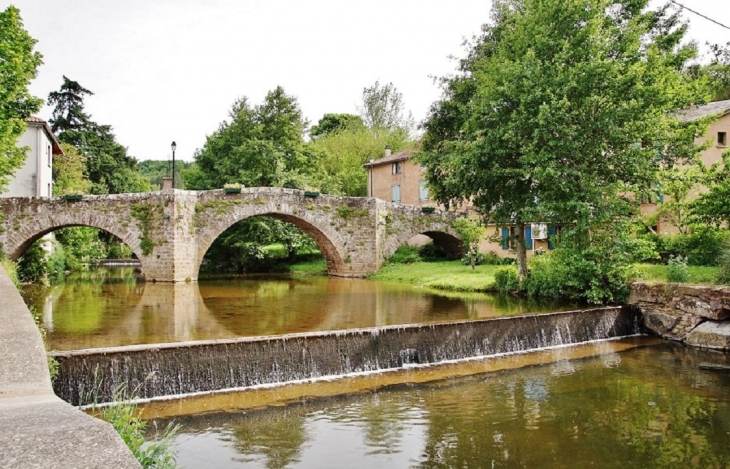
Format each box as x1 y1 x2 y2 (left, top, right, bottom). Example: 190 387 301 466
364 146 551 258
2 116 62 198
638 99 730 234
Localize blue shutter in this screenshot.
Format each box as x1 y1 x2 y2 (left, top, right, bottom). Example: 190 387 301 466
524 225 533 249
501 228 509 250
548 225 557 250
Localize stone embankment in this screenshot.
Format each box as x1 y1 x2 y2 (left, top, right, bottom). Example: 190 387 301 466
0 268 139 468
629 282 730 351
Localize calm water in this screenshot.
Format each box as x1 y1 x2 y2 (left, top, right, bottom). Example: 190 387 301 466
158 340 730 469
21 268 578 351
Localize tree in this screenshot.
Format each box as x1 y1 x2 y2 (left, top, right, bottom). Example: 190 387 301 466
0 6 43 192
52 143 92 195
310 113 364 139
451 216 485 270
691 150 730 227
189 86 311 190
47 77 149 194
418 0 707 282
358 81 414 135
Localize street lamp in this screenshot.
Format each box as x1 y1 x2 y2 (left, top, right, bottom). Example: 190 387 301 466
369 157 374 197
171 141 177 189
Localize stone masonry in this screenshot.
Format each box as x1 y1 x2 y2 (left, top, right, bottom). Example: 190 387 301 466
0 188 463 282
628 282 730 351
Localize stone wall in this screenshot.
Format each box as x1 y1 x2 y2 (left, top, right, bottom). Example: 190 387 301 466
628 282 730 351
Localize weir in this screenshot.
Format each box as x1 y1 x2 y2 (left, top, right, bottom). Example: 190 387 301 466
52 306 640 405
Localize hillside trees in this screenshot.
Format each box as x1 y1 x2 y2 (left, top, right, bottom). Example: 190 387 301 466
0 6 43 192
418 0 708 284
48 76 149 194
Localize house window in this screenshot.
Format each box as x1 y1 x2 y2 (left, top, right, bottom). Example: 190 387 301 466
47 183 51 197
718 132 727 147
391 184 401 203
419 180 429 201
47 144 51 167
392 162 402 175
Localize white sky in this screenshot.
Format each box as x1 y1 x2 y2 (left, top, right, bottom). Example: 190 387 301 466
8 0 730 162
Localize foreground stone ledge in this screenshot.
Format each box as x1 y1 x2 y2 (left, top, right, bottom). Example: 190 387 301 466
629 282 730 351
0 268 139 468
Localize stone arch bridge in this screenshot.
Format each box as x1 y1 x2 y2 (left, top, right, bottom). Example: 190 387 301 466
0 188 463 282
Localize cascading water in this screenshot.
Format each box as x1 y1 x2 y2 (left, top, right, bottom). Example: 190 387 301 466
51 306 640 405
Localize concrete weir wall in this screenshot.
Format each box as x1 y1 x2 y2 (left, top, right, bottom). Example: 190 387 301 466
52 306 639 405
629 282 730 351
0 269 139 468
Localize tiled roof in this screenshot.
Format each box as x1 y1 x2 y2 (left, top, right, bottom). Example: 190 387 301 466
677 99 730 122
24 116 64 155
364 148 414 167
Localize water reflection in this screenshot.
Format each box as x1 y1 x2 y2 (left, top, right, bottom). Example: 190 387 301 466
163 342 730 469
20 269 578 351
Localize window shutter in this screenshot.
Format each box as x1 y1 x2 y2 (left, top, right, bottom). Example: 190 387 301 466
524 225 533 249
548 225 557 250
391 185 401 203
501 228 509 250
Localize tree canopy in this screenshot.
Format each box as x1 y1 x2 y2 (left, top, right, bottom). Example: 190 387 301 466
418 0 708 279
310 113 364 139
358 81 414 136
48 76 149 194
0 6 43 192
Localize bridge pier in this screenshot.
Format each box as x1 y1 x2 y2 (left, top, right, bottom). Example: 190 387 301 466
0 189 463 282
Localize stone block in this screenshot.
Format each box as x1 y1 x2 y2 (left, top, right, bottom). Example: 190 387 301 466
685 321 730 351
642 310 679 336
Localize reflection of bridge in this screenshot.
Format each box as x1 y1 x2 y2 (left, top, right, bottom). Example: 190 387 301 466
0 188 462 282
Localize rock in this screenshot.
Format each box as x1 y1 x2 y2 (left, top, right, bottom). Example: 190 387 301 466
685 321 730 351
643 311 679 336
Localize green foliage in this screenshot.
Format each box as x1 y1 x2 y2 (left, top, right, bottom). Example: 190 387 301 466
0 6 43 192
48 77 149 194
418 242 449 262
494 267 520 294
55 227 107 270
371 259 500 293
92 385 179 469
634 263 719 284
17 241 48 283
28 306 59 382
452 216 485 270
358 81 414 135
717 241 730 284
1 257 20 288
137 159 194 190
691 151 730 228
53 143 92 195
336 205 368 220
310 113 364 138
306 124 411 196
189 87 311 190
418 0 708 280
667 255 690 283
651 227 729 266
388 245 421 264
526 223 658 304
130 203 163 255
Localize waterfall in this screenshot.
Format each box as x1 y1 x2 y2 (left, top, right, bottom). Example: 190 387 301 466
52 306 640 405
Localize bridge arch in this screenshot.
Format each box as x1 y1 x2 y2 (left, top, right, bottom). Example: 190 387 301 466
4 213 147 275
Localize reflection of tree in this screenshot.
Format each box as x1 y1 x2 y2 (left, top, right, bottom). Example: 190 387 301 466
231 407 308 469
345 393 413 454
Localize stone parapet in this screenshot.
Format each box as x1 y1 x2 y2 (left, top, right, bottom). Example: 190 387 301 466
628 282 730 351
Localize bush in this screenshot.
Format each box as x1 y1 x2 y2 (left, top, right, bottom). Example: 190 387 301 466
461 250 485 266
717 241 730 285
17 242 48 283
525 223 657 304
494 267 520 293
656 227 730 266
389 245 421 264
667 255 690 282
418 242 447 261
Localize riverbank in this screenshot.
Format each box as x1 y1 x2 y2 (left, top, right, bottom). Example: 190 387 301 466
368 260 723 293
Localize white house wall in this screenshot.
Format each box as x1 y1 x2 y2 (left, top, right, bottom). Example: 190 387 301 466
4 124 53 198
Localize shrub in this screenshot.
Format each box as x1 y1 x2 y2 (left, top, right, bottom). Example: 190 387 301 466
657 227 730 266
461 249 484 266
389 245 421 264
418 242 447 261
494 267 520 293
717 241 730 285
17 242 48 284
667 255 690 283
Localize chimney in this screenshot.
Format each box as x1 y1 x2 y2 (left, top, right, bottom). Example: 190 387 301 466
384 146 391 157
162 177 173 190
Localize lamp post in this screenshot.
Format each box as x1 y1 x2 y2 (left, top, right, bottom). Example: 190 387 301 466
369 157 374 197
171 141 177 189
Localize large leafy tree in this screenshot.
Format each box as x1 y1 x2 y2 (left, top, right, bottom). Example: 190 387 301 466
418 0 707 280
0 6 43 192
358 81 414 136
188 86 311 190
310 113 364 139
48 76 148 194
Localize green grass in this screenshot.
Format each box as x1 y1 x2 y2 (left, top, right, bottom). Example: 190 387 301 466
633 263 721 284
370 260 502 292
286 257 328 275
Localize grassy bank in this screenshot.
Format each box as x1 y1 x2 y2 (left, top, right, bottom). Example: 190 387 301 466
370 260 502 292
633 263 721 285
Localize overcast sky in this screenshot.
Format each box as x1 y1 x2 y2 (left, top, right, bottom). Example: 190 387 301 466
9 0 730 162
